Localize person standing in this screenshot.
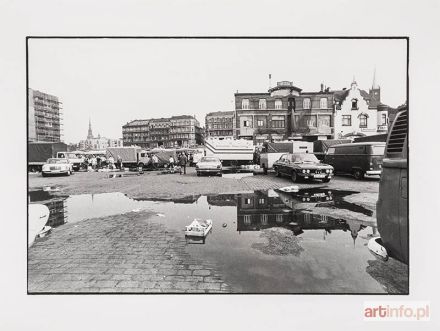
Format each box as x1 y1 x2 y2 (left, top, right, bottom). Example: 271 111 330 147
179 152 188 175
117 155 123 170
169 155 175 171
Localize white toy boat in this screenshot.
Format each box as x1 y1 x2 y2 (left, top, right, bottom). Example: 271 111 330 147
185 219 212 237
278 185 299 193
28 204 50 247
368 237 388 260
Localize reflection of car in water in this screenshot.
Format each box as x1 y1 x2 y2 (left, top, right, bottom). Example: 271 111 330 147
273 153 334 183
376 107 408 264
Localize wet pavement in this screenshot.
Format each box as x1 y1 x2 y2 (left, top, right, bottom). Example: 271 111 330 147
28 187 408 293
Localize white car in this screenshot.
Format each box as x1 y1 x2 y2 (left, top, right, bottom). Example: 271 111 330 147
42 158 73 177
196 156 222 176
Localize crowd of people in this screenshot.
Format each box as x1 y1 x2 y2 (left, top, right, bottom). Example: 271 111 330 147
83 154 123 171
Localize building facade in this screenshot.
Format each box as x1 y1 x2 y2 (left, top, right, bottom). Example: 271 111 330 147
205 111 234 138
333 80 388 138
235 80 390 143
122 115 203 148
28 88 63 142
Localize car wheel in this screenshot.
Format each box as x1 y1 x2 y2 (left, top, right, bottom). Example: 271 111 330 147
196 172 200 176
66 170 71 176
217 173 222 177
275 167 281 177
138 163 144 169
353 169 364 180
291 171 298 183
322 177 330 183
42 173 47 177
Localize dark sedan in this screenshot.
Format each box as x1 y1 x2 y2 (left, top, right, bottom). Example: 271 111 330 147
272 153 334 183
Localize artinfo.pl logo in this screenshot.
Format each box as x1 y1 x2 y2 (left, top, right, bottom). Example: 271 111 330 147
364 301 430 321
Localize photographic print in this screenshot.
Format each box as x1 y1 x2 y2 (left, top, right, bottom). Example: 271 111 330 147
27 37 408 294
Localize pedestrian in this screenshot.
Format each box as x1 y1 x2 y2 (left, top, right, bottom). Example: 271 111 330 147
96 155 101 169
152 154 159 169
91 156 97 170
168 155 175 172
108 155 114 169
117 155 123 170
179 152 187 175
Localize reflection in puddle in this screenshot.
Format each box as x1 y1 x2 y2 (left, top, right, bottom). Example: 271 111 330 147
28 187 396 293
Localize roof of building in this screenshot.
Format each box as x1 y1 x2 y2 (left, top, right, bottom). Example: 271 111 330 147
332 88 382 108
170 115 195 120
206 111 234 117
123 119 151 127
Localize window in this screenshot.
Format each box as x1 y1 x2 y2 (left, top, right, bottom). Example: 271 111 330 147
275 99 282 109
327 147 335 155
381 114 387 125
244 215 251 225
303 98 311 109
276 214 283 223
272 115 285 128
244 198 251 205
257 120 264 127
242 99 249 109
259 99 266 110
243 120 251 128
260 214 268 225
342 115 352 126
359 114 368 128
320 97 328 109
351 98 358 110
258 198 265 204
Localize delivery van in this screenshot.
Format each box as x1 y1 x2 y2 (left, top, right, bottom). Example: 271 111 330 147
324 142 385 180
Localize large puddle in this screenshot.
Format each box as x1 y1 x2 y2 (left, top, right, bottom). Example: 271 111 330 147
29 187 401 293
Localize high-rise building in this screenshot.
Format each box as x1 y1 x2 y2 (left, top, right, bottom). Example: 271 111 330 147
28 88 63 142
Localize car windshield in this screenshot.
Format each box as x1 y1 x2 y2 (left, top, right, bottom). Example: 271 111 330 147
291 153 319 163
201 157 218 162
47 159 68 164
371 145 385 155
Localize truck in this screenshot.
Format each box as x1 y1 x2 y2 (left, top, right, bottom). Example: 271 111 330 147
55 151 85 171
259 141 313 173
204 138 254 168
28 142 68 172
106 147 142 168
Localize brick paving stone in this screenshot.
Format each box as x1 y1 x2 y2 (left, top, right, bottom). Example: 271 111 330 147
193 269 211 276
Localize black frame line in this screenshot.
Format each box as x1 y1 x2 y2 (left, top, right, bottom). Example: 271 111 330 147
26 36 409 295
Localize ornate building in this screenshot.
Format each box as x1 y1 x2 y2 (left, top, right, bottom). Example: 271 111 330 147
79 119 123 150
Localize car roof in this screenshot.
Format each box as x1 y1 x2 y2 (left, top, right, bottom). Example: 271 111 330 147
332 142 386 148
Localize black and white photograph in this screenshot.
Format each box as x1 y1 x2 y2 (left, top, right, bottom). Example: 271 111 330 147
2 1 440 330
26 37 408 294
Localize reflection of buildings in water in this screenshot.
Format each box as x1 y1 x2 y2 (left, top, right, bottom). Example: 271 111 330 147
45 199 67 227
236 190 350 235
207 194 237 207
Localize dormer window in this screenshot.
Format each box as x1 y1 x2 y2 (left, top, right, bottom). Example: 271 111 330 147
275 99 282 109
242 99 249 110
303 98 311 109
351 98 358 110
259 99 266 110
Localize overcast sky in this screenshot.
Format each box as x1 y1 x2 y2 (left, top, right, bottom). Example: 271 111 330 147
29 38 407 144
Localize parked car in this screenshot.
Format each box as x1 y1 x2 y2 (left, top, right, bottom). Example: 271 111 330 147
324 142 385 180
42 158 73 177
376 107 408 264
195 156 222 176
272 153 334 183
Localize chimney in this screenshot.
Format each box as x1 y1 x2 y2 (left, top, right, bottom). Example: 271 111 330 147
320 83 324 92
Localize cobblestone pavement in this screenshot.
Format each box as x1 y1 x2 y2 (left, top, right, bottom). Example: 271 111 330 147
28 211 231 293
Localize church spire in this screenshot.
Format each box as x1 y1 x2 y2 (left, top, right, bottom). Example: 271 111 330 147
87 117 94 139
